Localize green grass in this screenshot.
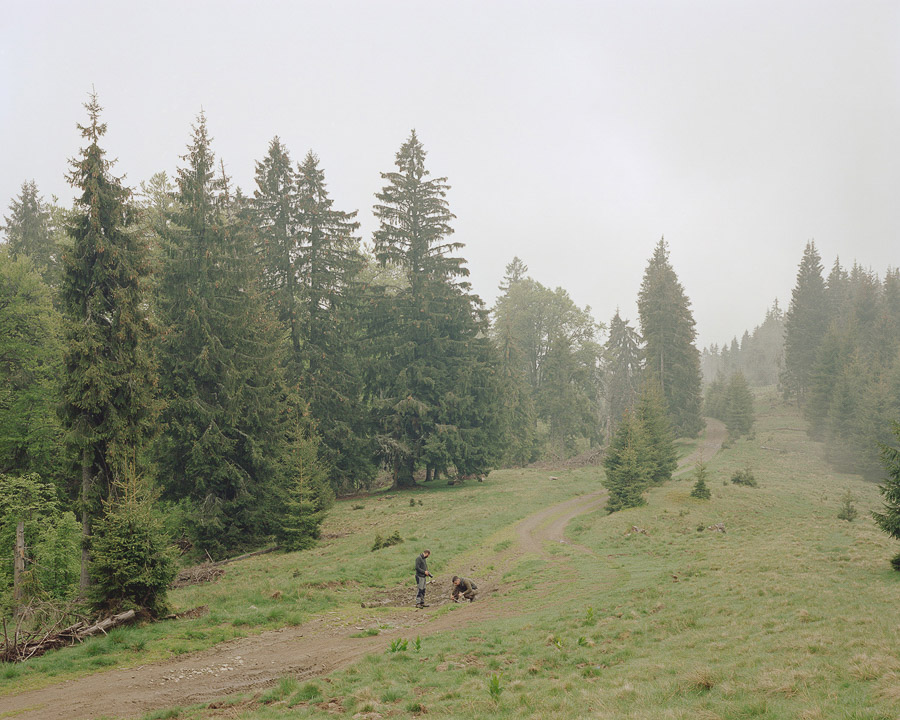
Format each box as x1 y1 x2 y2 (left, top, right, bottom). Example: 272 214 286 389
0 463 598 696
7 394 900 718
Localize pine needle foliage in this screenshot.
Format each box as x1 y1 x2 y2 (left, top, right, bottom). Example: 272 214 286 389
59 93 159 588
156 114 318 554
602 409 651 512
635 378 678 484
637 239 704 438
873 422 900 568
690 462 711 499
369 131 501 486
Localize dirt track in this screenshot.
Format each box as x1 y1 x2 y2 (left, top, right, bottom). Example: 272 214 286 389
0 418 725 720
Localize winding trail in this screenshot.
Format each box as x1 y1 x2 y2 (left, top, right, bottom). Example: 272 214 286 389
0 418 725 720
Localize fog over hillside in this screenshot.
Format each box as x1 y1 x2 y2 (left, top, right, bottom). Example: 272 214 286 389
3 0 898 346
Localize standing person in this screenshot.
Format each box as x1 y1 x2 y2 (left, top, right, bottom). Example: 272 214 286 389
451 575 478 602
415 549 433 608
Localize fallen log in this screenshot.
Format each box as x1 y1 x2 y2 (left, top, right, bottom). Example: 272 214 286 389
80 610 135 638
1 610 136 663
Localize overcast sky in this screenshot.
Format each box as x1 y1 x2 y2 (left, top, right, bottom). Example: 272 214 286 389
2 0 898 347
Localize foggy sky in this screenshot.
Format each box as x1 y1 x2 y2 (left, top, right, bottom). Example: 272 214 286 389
2 0 898 348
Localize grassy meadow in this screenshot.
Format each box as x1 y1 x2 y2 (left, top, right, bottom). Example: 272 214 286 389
5 392 900 719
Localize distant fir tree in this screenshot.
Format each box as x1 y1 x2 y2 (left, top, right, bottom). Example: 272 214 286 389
0 252 64 478
59 94 158 589
1 180 58 286
781 241 828 402
493 276 602 455
637 238 704 437
252 137 301 353
703 373 728 420
724 371 754 437
156 114 312 554
604 310 643 440
602 409 650 512
370 130 501 486
498 255 528 293
635 378 677 484
873 422 900 570
293 151 373 489
494 324 538 465
491 258 538 465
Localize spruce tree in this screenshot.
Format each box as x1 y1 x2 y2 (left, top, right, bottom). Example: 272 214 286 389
252 137 301 352
59 94 158 589
690 462 711 499
724 371 754 437
604 310 643 440
156 114 305 554
2 180 57 286
873 422 900 570
637 238 704 437
781 241 828 402
370 131 500 486
635 378 678 484
602 409 651 512
293 151 372 489
494 325 538 465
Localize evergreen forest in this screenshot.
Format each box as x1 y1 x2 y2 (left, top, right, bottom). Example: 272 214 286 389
2 95 900 622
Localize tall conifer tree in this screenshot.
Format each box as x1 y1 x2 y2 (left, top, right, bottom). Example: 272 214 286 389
156 114 307 553
781 241 828 402
370 131 500 486
294 151 373 489
59 94 158 588
637 238 704 437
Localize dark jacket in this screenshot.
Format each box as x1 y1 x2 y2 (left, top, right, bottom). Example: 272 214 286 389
415 553 429 578
455 577 476 593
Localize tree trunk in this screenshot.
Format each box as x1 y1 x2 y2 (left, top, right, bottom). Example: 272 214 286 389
393 457 416 488
80 448 92 592
13 521 25 606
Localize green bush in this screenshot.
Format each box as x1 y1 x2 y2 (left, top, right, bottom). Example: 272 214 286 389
371 530 403 551
837 490 858 522
730 468 758 487
89 494 177 617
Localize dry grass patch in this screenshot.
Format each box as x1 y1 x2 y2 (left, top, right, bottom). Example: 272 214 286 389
848 652 897 681
756 667 812 697
875 670 900 704
682 666 718 693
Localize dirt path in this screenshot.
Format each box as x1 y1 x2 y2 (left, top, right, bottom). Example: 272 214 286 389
0 419 725 720
678 417 726 473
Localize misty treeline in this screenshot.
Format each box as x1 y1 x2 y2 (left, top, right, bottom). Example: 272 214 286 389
0 95 705 612
779 242 900 478
701 240 900 480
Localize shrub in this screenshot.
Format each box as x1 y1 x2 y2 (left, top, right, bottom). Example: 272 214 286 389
371 530 403 552
837 490 858 522
89 493 177 617
730 468 758 487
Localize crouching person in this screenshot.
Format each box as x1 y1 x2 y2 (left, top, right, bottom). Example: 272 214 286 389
451 576 478 602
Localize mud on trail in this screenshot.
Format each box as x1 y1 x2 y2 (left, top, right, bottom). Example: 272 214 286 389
0 420 725 720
